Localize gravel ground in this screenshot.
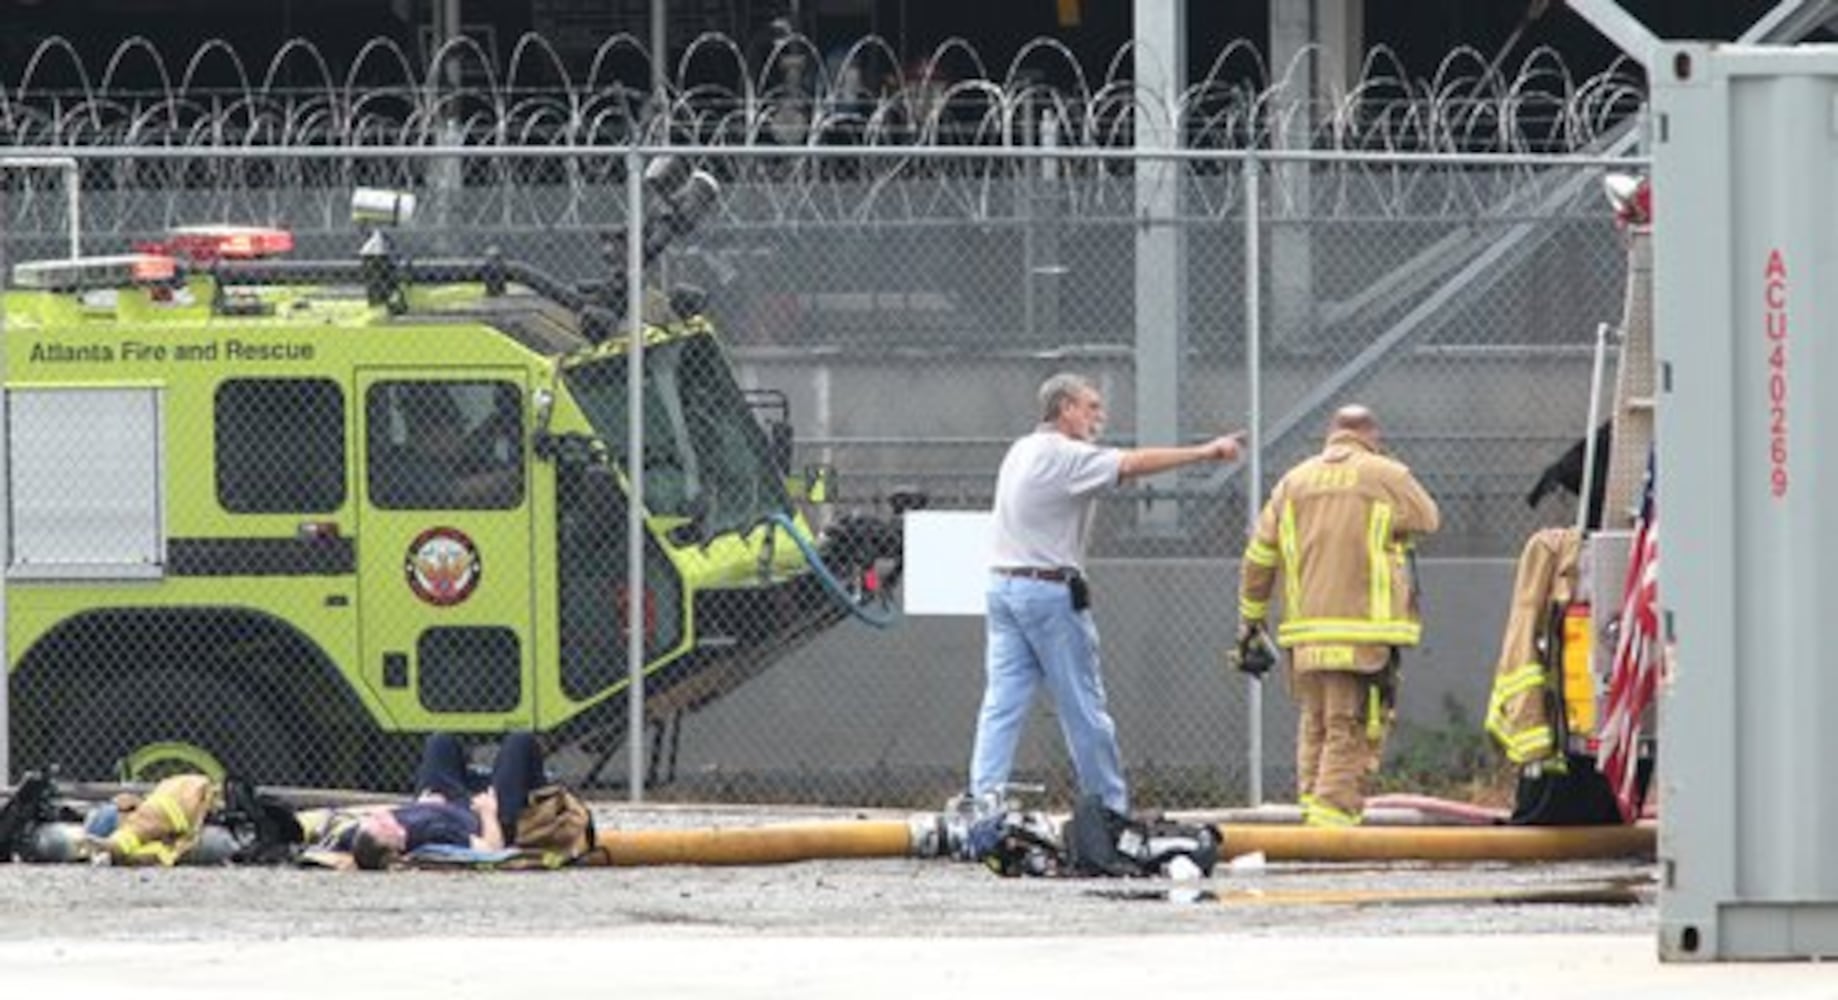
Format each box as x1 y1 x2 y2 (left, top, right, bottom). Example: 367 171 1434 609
0 804 1658 941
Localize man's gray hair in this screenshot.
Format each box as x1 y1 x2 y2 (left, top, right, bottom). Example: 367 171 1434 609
1038 373 1097 422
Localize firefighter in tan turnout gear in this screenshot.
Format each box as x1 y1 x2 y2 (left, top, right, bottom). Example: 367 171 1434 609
1236 406 1440 827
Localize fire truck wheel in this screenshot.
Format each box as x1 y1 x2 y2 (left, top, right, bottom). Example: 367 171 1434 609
53 669 301 785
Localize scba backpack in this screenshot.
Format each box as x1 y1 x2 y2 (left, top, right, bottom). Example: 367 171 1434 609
218 776 306 865
0 773 73 862
512 784 597 865
972 795 1223 879
1061 795 1223 878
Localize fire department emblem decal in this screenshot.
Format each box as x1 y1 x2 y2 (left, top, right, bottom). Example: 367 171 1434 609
405 527 482 606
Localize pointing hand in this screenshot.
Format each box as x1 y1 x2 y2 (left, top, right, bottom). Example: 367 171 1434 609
1206 432 1248 462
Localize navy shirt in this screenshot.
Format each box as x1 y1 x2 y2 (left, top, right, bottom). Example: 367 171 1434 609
394 800 480 850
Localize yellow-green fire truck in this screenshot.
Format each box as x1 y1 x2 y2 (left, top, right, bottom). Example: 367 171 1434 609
2 178 906 789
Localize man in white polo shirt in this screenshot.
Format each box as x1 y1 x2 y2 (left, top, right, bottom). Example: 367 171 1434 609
968 373 1244 814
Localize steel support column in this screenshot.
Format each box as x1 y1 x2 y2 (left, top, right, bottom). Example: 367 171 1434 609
1132 0 1184 531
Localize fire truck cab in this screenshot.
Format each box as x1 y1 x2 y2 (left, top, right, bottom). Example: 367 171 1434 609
2 175 904 789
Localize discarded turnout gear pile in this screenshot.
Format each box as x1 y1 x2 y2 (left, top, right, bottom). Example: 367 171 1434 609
0 771 593 870
956 793 1223 879
0 771 302 867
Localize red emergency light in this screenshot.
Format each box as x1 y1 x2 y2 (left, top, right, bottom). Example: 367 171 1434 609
155 225 296 262
132 254 179 283
1602 174 1652 227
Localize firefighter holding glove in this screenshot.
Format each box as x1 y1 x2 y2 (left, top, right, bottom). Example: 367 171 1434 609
1235 405 1439 828
1230 620 1277 679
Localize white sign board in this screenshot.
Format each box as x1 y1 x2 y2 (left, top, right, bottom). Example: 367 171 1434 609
901 510 993 616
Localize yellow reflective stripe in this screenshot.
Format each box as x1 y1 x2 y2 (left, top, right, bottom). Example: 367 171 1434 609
1244 539 1279 568
1500 727 1555 764
1298 645 1356 669
1366 684 1383 741
1489 664 1548 705
1493 676 1545 702
1367 502 1393 622
109 829 180 867
1483 711 1511 747
1239 598 1268 621
1279 618 1421 633
149 793 190 836
1485 664 1551 749
1303 800 1363 827
1365 507 1380 621
1485 683 1556 763
1277 619 1420 645
1280 619 1419 633
1278 501 1301 617
1497 662 1547 687
1508 729 1554 753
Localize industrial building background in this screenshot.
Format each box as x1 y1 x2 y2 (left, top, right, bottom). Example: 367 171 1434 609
0 1 1740 806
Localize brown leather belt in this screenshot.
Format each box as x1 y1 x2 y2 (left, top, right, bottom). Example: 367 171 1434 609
993 566 1077 582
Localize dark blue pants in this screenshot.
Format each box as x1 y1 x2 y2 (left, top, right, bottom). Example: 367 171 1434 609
412 732 545 839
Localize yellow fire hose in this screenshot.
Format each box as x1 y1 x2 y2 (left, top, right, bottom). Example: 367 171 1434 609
1215 822 1653 863
592 819 921 866
586 817 1654 867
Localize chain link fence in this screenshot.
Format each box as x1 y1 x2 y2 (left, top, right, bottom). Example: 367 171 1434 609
0 136 1640 807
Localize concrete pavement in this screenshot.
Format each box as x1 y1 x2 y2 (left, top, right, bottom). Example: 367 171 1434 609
5 935 1834 999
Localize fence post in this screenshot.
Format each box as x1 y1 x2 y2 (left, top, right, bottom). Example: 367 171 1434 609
625 147 648 803
1244 152 1264 807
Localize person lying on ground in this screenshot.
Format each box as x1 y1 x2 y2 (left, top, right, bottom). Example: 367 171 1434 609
349 732 545 871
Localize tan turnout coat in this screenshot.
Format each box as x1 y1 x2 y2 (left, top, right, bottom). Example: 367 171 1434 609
1240 432 1440 669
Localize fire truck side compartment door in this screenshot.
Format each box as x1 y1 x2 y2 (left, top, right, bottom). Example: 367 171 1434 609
6 385 165 580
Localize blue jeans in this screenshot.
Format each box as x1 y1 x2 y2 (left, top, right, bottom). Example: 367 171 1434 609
969 575 1127 813
413 732 545 839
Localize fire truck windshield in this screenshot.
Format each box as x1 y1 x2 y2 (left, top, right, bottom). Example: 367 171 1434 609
564 336 789 539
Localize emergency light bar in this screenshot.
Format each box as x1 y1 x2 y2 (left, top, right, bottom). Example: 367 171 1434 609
162 225 295 261
11 254 178 290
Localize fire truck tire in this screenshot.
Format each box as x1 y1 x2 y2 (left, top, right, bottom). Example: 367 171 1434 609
51 669 301 785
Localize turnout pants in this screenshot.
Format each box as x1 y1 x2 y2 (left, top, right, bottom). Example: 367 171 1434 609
1294 663 1393 826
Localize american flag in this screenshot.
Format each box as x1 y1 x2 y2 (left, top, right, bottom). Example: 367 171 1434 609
1599 453 1657 822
